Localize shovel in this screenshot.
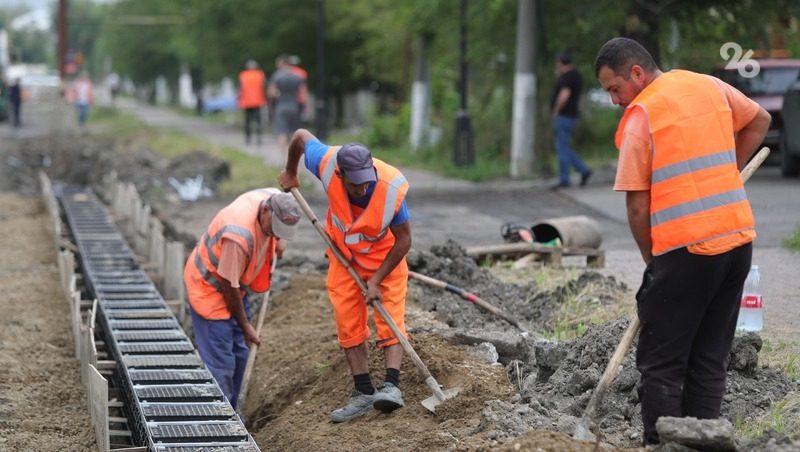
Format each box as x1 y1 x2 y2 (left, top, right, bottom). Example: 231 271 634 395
288 187 460 413
408 271 525 331
236 254 277 416
573 146 770 441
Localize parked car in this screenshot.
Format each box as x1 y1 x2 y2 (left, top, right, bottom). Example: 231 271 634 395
781 80 800 176
712 59 800 177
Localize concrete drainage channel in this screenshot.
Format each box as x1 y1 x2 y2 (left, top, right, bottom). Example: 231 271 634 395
54 181 259 452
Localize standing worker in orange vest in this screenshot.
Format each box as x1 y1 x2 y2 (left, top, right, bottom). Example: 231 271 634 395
278 129 412 423
183 188 301 408
238 59 268 145
595 37 771 445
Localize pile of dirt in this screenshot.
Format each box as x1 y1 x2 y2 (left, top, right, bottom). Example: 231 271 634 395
2 133 229 203
249 250 800 450
407 240 627 333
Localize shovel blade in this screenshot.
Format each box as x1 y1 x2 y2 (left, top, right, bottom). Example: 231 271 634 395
421 387 461 413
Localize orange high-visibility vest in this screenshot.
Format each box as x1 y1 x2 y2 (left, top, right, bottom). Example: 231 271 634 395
184 188 277 319
317 147 409 271
615 70 755 256
238 69 267 109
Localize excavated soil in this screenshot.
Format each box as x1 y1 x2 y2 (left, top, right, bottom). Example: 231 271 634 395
0 193 96 451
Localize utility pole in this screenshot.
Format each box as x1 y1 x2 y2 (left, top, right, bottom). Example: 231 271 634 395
510 0 536 178
409 34 430 152
315 0 328 140
453 0 473 167
58 0 68 81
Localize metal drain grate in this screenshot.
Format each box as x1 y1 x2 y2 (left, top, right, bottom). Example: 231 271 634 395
148 422 248 442
141 402 235 421
118 342 194 354
128 369 213 385
103 301 166 310
155 446 259 452
107 309 174 319
115 330 187 342
110 319 179 330
135 384 223 402
124 354 203 369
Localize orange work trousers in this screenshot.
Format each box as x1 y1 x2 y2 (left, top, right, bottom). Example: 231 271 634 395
326 256 408 349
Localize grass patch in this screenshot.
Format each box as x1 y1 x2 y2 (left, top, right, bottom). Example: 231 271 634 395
783 224 800 250
90 106 278 197
736 399 789 438
759 339 800 380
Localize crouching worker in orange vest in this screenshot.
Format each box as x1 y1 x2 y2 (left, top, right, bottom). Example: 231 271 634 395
278 129 412 423
183 188 301 408
595 37 771 445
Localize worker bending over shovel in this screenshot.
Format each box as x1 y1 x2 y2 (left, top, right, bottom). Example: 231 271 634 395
595 38 770 445
183 188 301 409
279 129 412 423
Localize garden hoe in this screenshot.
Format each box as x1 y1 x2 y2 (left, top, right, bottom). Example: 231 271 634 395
289 187 461 413
236 254 277 417
573 147 771 442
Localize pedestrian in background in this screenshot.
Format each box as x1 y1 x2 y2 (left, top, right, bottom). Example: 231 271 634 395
183 188 301 409
238 59 267 145
595 37 770 445
551 51 592 190
287 55 309 120
268 55 306 154
279 129 412 423
69 72 93 127
8 77 23 128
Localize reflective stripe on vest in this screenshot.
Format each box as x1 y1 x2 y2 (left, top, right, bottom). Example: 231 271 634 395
615 70 755 255
185 189 277 319
316 146 408 270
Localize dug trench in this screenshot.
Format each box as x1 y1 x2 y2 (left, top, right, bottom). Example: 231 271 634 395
8 132 800 451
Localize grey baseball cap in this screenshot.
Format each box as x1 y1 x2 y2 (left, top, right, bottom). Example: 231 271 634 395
268 193 301 240
337 143 377 184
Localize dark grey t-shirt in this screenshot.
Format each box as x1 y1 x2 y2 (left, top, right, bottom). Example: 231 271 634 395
269 69 303 108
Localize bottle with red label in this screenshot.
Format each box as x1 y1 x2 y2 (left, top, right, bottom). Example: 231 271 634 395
736 264 763 332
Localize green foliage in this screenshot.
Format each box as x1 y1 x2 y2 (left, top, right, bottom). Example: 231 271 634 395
782 224 800 250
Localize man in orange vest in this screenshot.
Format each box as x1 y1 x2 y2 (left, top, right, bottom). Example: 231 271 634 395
238 59 268 145
183 188 301 408
595 37 771 445
278 128 412 423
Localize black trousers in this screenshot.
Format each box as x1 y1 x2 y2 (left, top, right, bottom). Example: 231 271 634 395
636 242 752 444
243 107 262 142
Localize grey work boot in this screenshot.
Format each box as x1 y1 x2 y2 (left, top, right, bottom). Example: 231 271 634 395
372 383 404 413
330 390 375 423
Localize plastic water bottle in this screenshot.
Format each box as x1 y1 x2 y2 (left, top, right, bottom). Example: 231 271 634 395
737 265 763 332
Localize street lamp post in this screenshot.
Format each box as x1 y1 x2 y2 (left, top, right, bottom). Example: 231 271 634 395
453 0 474 166
315 0 328 140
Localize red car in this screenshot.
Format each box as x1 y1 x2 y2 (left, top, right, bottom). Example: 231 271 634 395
713 59 800 177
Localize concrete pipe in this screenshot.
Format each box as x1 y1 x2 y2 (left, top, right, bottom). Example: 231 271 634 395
531 215 602 249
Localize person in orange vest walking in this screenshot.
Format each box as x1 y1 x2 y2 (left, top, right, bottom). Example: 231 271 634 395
183 188 301 408
278 129 412 423
238 59 268 145
287 55 309 120
595 37 771 445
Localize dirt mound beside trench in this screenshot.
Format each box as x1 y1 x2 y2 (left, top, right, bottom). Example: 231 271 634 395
244 247 800 451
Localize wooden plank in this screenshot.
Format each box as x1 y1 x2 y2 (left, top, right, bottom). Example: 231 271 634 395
72 291 83 360
109 430 132 437
147 217 165 274
87 364 109 452
111 447 146 452
163 241 185 300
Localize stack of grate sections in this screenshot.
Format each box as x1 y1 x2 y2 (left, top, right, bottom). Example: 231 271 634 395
56 185 260 451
